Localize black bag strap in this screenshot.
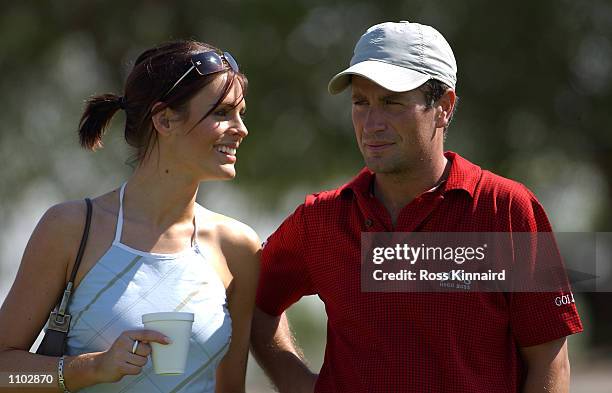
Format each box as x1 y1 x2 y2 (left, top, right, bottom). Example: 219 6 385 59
70 198 92 284
56 198 92 317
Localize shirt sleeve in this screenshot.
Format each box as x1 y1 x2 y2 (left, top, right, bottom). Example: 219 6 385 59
255 204 315 316
508 188 583 347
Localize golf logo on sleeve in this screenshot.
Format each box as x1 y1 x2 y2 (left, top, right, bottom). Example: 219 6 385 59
554 292 576 307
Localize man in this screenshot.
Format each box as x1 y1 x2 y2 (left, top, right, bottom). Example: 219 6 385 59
251 21 582 393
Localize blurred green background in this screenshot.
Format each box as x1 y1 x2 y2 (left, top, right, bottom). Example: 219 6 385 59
1 0 611 391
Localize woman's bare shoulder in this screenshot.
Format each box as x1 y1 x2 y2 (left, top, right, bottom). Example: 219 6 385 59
35 189 118 262
39 200 90 247
195 204 260 252
195 205 260 278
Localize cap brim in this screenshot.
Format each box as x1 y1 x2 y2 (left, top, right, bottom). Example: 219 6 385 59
328 60 431 95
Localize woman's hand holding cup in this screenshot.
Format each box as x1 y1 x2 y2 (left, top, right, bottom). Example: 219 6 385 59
94 329 171 383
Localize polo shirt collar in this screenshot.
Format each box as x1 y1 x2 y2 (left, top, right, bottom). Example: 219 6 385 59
339 151 481 199
440 151 481 197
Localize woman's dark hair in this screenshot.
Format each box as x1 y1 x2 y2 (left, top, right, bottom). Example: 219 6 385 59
419 79 459 136
78 40 247 163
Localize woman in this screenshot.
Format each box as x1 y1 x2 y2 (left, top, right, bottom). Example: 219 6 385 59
0 40 259 392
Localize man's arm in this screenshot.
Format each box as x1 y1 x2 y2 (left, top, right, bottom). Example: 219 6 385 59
520 337 570 393
250 307 317 393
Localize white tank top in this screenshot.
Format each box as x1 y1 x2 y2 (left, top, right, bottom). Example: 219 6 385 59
64 182 231 393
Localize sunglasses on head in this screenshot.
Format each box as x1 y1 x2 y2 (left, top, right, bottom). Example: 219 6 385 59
163 51 240 98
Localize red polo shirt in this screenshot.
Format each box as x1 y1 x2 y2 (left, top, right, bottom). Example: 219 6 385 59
256 151 583 393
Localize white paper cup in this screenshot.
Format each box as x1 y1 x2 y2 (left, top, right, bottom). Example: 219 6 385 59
142 312 194 375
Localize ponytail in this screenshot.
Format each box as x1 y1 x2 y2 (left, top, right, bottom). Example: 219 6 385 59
78 94 123 150
76 40 247 160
